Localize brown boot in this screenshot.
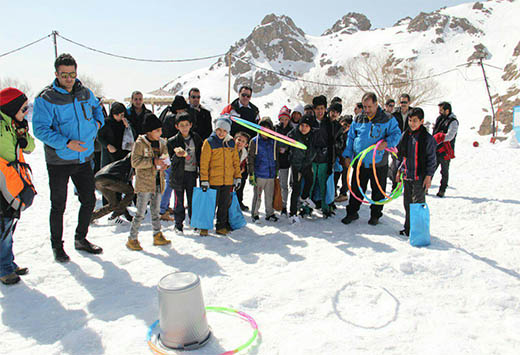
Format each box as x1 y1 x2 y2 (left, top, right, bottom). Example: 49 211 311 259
126 238 143 251
199 229 208 236
216 228 228 235
0 272 21 285
153 232 171 246
160 211 175 222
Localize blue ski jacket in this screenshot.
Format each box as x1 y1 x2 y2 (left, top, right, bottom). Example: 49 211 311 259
343 106 401 168
33 79 104 165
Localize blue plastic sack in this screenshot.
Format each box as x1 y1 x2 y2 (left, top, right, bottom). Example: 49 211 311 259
190 187 217 230
228 192 246 230
311 174 335 205
410 203 430 247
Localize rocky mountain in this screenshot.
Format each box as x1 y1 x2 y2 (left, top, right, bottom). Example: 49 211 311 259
163 0 520 139
322 13 371 36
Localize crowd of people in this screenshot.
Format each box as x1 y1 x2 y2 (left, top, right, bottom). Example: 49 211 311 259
0 53 459 284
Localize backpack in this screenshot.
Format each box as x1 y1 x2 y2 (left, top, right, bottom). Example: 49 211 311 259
0 146 36 212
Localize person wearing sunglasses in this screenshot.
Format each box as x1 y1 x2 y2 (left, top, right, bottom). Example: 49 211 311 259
0 87 35 285
187 88 213 141
221 85 260 138
33 53 105 263
342 92 401 226
392 94 413 133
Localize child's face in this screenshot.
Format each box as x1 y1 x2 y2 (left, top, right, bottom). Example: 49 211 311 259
176 120 192 137
314 105 326 120
146 127 162 141
330 111 340 120
291 112 301 122
215 128 228 139
235 135 248 150
279 116 289 127
299 123 311 135
408 116 424 132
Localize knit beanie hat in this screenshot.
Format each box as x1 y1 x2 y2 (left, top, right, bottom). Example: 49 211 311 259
299 114 314 127
329 102 343 114
278 105 291 121
312 95 327 108
259 117 274 130
292 103 304 116
0 87 28 119
143 112 162 133
110 102 126 117
171 95 188 111
215 114 232 133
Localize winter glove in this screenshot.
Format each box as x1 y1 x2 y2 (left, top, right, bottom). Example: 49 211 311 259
13 118 28 136
234 178 241 190
201 181 210 192
249 174 256 186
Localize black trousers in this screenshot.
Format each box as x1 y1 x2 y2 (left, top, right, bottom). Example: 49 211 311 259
290 165 313 215
47 162 96 248
173 171 197 227
211 185 232 230
434 156 450 192
346 164 388 219
236 170 248 206
403 180 426 234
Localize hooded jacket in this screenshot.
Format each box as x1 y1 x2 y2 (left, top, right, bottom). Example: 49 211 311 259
167 131 203 190
33 79 104 165
131 135 168 193
200 132 241 186
343 106 401 168
397 126 437 181
288 127 317 171
248 135 278 179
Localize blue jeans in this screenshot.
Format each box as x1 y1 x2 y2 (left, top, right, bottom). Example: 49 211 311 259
160 166 173 214
0 218 18 277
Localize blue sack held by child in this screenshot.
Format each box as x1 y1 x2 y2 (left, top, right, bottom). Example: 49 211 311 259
190 187 217 230
410 203 431 247
325 173 335 205
228 192 246 230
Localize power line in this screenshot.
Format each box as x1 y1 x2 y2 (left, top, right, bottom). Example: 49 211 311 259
56 33 226 63
0 33 52 58
231 54 469 88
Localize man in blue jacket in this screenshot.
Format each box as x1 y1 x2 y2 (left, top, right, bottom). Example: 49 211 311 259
342 92 401 226
33 53 104 262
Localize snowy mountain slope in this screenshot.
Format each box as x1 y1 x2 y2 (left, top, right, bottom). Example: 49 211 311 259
163 0 520 139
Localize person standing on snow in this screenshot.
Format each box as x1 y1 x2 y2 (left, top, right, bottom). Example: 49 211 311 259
187 88 213 141
33 53 104 262
341 92 401 226
432 101 458 198
126 91 152 137
221 86 260 138
0 87 35 285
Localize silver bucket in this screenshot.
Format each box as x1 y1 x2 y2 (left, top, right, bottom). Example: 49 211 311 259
158 272 211 350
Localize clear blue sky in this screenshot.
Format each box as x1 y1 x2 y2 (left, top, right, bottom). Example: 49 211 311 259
0 0 473 99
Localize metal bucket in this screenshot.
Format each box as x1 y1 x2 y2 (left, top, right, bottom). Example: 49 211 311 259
158 272 211 350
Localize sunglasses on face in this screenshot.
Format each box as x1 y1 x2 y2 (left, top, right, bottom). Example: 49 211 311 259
387 104 395 107
400 101 409 104
21 106 29 113
59 72 77 79
241 93 251 98
190 95 200 99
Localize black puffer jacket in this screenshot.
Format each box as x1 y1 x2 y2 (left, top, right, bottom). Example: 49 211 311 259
167 132 203 190
275 122 293 169
187 106 213 141
288 128 318 171
95 154 133 183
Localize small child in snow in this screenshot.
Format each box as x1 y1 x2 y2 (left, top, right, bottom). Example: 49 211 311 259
248 117 279 222
167 113 202 233
276 106 292 216
199 115 241 236
396 107 437 236
127 113 172 250
234 131 250 211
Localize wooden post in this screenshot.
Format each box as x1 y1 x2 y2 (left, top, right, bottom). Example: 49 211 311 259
479 58 496 138
52 31 58 59
227 53 232 104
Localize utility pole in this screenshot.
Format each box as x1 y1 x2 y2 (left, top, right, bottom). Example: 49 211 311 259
479 57 496 138
52 31 58 59
227 53 232 104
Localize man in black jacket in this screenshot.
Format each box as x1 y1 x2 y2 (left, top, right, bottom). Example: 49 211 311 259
91 154 134 223
187 88 212 141
432 101 458 197
222 86 260 138
127 91 152 136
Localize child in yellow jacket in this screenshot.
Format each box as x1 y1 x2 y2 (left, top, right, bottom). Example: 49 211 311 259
199 115 241 236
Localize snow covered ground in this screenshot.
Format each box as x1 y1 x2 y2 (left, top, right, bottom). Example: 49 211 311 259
1 130 519 355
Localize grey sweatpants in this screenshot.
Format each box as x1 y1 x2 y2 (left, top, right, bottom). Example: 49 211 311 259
129 187 162 240
278 168 290 209
252 177 275 217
